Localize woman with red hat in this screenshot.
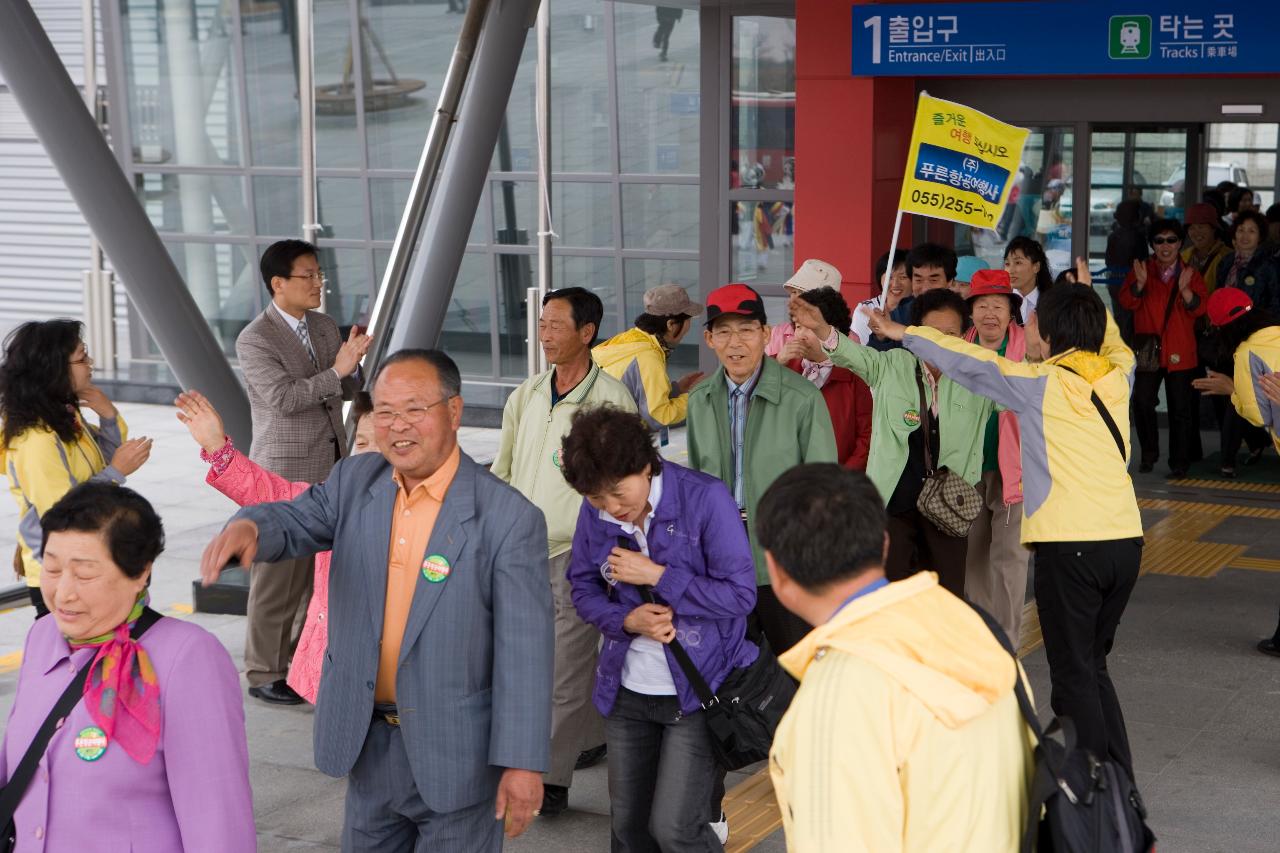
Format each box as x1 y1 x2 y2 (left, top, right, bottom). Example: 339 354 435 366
960 269 1033 645
1193 287 1280 656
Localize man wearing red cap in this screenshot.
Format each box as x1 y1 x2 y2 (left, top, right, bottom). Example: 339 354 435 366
686 282 837 653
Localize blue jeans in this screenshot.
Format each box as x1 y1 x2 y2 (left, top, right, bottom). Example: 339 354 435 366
605 687 723 853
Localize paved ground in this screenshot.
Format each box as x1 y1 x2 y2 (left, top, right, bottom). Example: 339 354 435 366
2 402 1279 851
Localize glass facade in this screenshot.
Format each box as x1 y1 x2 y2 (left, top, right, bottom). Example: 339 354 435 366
107 0 701 389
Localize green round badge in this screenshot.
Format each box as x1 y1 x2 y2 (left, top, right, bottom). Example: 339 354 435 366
903 409 921 427
1245 276 1256 286
74 726 108 762
551 448 563 470
422 554 451 583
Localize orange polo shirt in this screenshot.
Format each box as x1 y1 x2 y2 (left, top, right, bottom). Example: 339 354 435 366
375 445 461 704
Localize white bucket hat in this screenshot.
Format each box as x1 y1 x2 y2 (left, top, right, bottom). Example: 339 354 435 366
785 258 842 293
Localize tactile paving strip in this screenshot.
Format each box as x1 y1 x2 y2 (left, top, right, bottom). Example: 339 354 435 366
723 768 783 853
1165 477 1280 494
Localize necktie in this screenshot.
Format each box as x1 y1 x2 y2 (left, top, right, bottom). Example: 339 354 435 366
296 320 319 368
731 387 745 509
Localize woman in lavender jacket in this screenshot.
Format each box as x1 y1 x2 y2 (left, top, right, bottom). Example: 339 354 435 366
562 407 758 853
0 483 255 852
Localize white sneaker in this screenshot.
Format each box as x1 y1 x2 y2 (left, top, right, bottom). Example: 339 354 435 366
710 812 729 845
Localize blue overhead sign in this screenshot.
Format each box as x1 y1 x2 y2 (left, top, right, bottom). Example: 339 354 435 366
852 2 1277 77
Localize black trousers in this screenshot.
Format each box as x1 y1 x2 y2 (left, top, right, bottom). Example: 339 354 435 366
1132 368 1196 471
1221 408 1270 468
885 508 969 597
1033 538 1142 779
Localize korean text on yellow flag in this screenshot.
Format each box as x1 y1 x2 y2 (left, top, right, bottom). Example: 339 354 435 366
898 94 1029 230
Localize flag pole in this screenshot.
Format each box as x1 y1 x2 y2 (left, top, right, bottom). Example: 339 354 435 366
882 208 904 297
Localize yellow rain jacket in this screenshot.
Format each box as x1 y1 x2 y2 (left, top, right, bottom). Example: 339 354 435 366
901 311 1143 544
770 572 1034 852
3 411 128 585
1229 326 1280 452
593 328 689 428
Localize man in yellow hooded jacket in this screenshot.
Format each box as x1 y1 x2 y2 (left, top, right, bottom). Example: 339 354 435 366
757 463 1034 852
862 260 1144 780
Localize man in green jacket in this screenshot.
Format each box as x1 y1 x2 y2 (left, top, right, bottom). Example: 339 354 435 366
686 283 837 654
491 287 637 817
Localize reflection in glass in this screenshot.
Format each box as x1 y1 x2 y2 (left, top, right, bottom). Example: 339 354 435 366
241 0 300 166
440 253 494 378
254 176 301 238
615 4 700 174
621 184 698 251
162 242 260 353
318 178 369 241
549 0 610 173
137 172 249 235
314 0 362 167
555 256 618 339
730 201 794 285
121 0 243 167
731 17 795 190
554 183 614 249
316 247 372 326
370 179 410 242
498 253 538 378
1206 122 1278 209
362 1 463 171
956 128 1074 275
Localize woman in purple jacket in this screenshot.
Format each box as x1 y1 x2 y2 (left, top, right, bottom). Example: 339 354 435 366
562 407 758 853
0 483 255 852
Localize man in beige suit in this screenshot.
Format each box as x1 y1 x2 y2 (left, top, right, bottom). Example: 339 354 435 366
235 239 371 704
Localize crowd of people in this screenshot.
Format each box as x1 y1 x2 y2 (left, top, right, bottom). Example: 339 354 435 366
0 224 1278 852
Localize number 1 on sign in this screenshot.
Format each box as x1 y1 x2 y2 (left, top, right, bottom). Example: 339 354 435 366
864 16 881 64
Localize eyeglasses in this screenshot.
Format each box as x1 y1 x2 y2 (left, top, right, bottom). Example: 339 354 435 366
69 350 92 366
1151 236 1181 246
371 395 454 426
709 324 763 344
287 270 328 283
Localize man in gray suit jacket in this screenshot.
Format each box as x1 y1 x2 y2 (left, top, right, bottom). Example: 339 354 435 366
235 239 371 704
201 349 553 851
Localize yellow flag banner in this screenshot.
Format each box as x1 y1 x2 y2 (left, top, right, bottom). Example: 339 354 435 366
898 94 1030 230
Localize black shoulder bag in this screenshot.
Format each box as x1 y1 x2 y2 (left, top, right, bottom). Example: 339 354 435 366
968 603 1154 853
617 536 796 770
1057 365 1127 461
1132 269 1180 373
0 608 162 851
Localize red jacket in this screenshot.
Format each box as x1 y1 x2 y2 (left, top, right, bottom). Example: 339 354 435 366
1119 259 1208 372
787 358 873 471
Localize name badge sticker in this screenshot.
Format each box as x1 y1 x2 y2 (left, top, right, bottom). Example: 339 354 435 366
422 554 452 583
74 726 108 761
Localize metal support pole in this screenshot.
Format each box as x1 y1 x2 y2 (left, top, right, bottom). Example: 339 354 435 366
81 0 116 374
361 0 493 377
384 0 540 357
0 0 253 449
533 0 552 376
298 0 321 301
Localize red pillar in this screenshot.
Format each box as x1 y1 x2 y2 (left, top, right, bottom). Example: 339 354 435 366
795 0 916 304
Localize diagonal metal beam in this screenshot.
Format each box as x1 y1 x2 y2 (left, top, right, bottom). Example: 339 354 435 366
0 0 252 449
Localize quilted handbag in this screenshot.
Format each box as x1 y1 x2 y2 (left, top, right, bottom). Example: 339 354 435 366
913 369 980 538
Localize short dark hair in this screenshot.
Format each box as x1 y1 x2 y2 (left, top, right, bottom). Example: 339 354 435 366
543 287 605 346
1227 186 1254 213
634 312 691 341
1231 209 1269 244
352 390 374 421
41 483 164 579
1036 284 1106 356
259 239 318 298
910 287 969 327
906 242 958 282
1148 218 1184 246
559 407 664 496
799 287 853 336
371 348 462 398
1004 236 1054 294
1265 204 1280 225
756 464 886 591
874 249 910 289
1216 180 1239 194
1201 189 1227 217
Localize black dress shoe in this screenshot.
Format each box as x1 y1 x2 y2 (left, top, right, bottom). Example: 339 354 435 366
575 743 607 770
540 784 569 817
1167 468 1188 480
248 679 304 705
1245 447 1266 466
1257 638 1280 658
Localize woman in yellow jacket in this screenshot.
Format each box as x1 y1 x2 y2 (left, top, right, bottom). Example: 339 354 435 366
0 320 151 616
593 285 705 440
1192 288 1280 658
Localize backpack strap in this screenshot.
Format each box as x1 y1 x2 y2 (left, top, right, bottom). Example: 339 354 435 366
1057 364 1127 462
0 607 163 828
